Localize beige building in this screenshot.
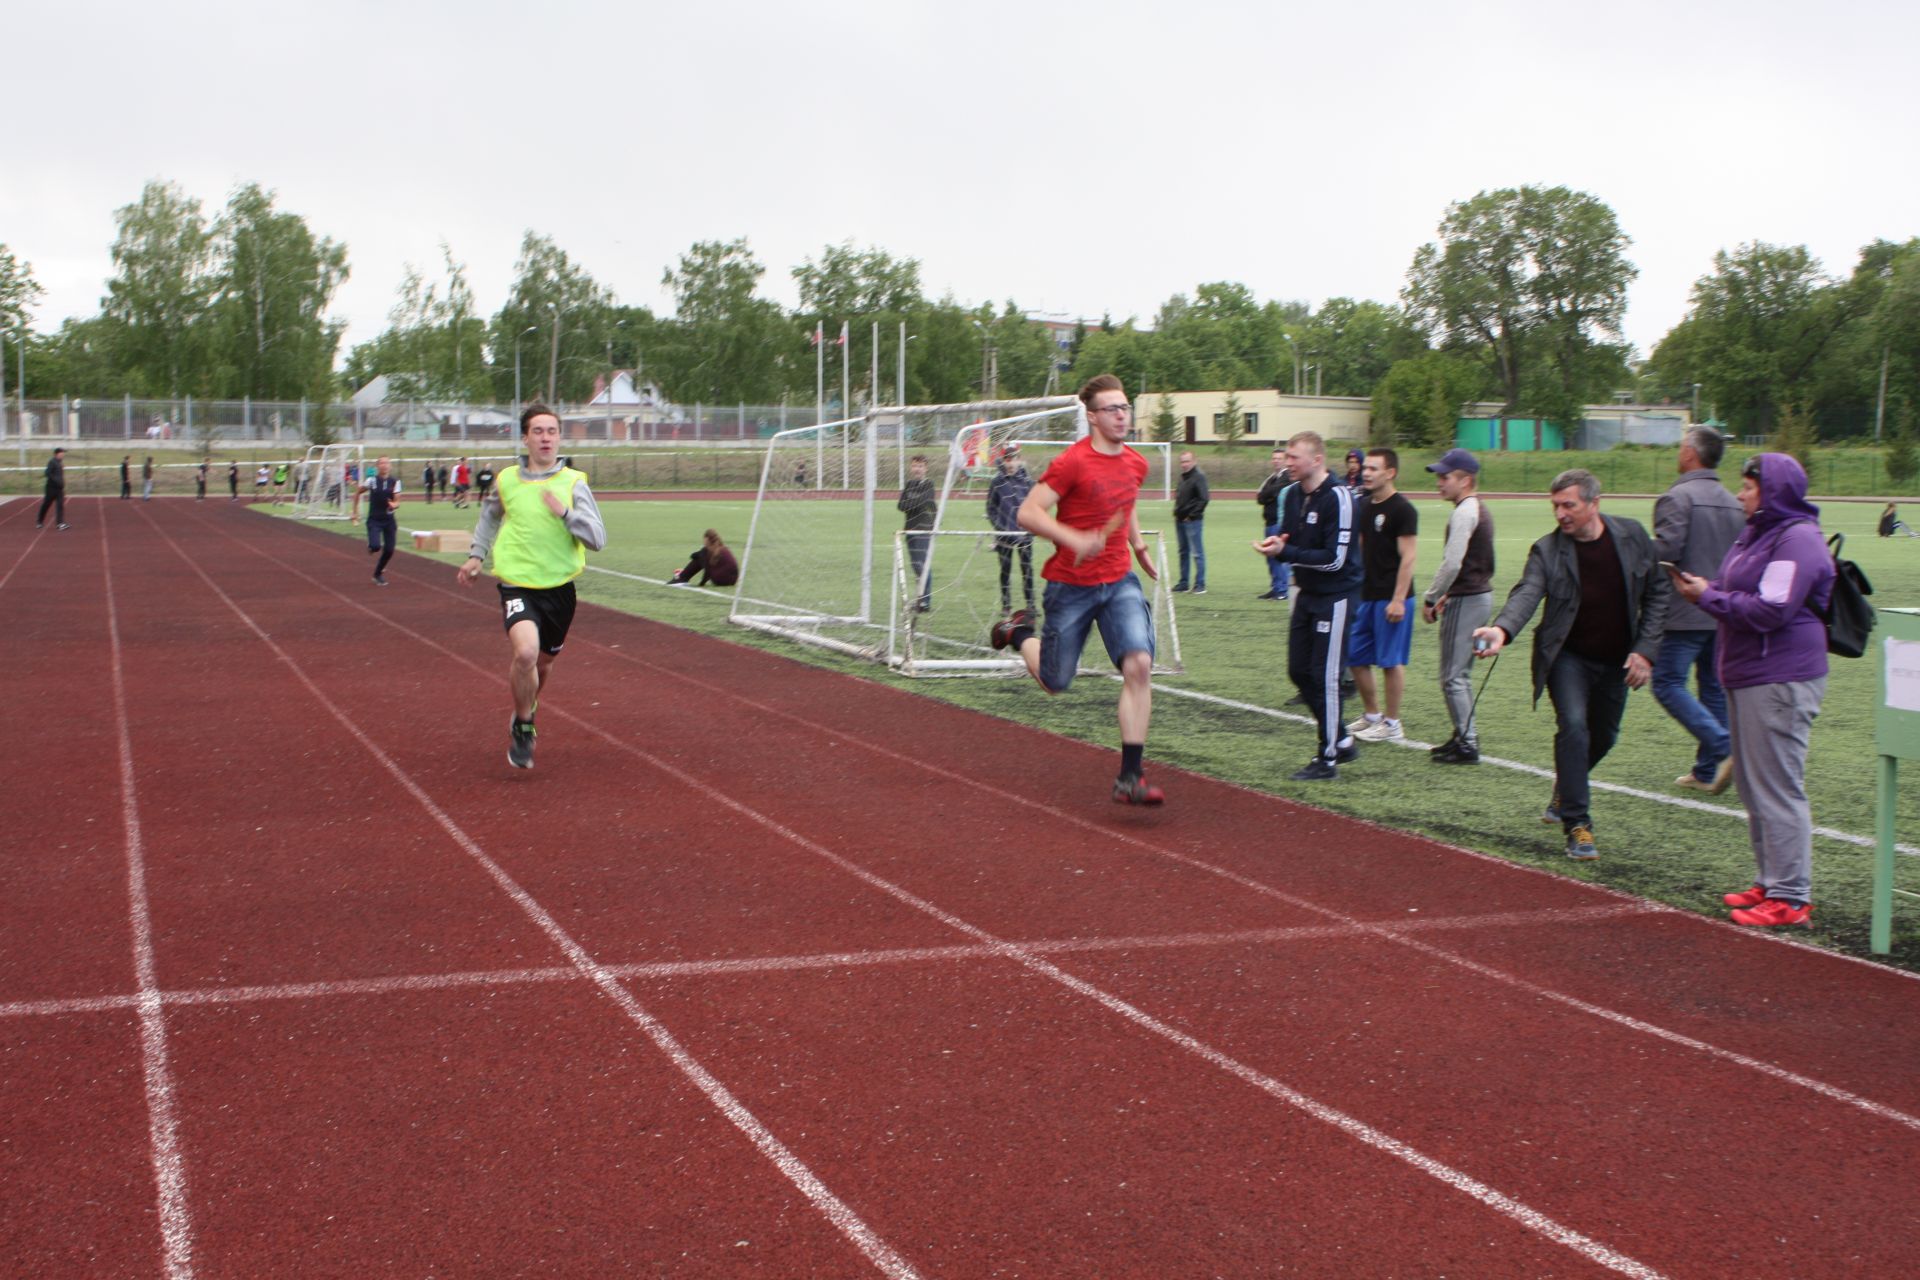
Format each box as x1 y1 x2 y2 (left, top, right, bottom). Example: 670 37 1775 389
1135 390 1373 447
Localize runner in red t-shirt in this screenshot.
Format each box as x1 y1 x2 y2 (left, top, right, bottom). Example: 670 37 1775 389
990 374 1163 805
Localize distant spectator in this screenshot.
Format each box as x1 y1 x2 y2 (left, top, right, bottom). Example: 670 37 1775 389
476 463 496 503
422 460 436 503
452 457 472 508
142 456 155 501
1422 449 1495 763
228 461 240 501
195 457 208 501
898 454 938 612
36 448 69 530
1171 449 1210 594
667 529 739 587
1878 503 1918 537
1253 448 1291 601
986 445 1036 614
1346 448 1418 743
437 462 450 498
254 464 270 499
120 455 132 500
271 460 288 503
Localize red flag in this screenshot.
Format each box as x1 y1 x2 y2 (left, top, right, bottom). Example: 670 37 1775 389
836 322 847 347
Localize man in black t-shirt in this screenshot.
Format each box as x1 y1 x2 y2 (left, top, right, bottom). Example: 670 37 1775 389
898 454 938 612
475 464 495 503
362 456 404 586
1346 448 1418 743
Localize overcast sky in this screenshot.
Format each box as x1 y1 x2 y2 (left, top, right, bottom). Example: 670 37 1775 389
6 0 1915 368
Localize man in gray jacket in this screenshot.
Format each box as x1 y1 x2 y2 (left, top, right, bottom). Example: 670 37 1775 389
1651 426 1746 794
1473 470 1669 861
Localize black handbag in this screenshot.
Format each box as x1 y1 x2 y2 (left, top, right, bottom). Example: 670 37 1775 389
1823 532 1876 658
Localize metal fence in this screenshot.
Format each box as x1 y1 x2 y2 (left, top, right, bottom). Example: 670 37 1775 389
0 397 842 446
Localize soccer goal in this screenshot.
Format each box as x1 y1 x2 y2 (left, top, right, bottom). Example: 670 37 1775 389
291 443 364 520
730 396 1183 678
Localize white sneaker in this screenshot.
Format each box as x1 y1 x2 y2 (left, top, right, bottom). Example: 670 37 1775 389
1354 719 1404 742
1346 716 1380 734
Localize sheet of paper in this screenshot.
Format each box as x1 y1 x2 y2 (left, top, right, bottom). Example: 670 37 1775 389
1887 638 1920 713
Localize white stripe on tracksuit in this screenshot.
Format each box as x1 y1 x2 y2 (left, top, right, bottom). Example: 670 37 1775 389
1320 594 1351 760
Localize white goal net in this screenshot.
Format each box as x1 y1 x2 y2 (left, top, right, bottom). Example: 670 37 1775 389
292 443 364 521
730 397 1182 678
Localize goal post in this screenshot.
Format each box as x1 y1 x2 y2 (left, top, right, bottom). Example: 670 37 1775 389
292 442 364 520
729 396 1182 678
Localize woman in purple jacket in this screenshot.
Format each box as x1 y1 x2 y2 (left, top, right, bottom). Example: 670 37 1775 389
1669 454 1834 928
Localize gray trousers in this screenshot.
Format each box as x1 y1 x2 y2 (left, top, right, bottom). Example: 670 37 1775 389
1437 591 1493 748
1726 678 1825 905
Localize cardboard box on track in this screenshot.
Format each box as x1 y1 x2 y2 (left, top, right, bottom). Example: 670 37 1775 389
412 530 471 553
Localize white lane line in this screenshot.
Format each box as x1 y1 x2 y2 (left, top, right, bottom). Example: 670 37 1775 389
99 515 197 1280
565 639 1920 1135
135 510 922 1280
2 904 1655 1023
1145 682 1920 859
0 495 48 592
203 531 1664 1278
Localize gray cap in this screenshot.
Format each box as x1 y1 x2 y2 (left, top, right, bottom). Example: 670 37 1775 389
1425 447 1480 476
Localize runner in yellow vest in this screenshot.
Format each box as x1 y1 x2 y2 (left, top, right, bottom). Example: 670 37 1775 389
457 404 607 769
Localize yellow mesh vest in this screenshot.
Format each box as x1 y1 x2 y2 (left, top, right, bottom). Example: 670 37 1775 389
491 466 588 588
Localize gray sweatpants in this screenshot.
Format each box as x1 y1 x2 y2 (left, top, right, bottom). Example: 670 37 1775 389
1437 591 1493 748
1726 677 1825 905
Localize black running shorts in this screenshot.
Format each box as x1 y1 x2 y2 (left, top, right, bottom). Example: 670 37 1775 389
498 582 578 655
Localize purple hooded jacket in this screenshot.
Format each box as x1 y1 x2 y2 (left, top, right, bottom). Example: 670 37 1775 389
1696 453 1834 689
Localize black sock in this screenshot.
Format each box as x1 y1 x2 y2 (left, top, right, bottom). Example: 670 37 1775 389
1120 743 1144 778
1010 621 1036 648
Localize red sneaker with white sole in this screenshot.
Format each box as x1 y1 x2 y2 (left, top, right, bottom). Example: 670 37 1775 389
1112 774 1165 806
1730 898 1812 928
1722 884 1767 908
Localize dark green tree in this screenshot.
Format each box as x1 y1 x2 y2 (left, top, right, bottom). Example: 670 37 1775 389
1403 186 1636 419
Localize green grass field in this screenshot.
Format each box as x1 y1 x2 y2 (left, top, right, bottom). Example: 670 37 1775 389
289 489 1920 968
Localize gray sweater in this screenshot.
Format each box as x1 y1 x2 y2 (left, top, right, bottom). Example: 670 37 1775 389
1651 468 1745 632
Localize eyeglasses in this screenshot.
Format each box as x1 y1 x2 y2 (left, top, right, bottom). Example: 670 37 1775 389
1091 405 1132 416
1741 458 1763 480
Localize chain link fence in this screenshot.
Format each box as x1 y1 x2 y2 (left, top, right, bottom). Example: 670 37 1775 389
0 396 840 447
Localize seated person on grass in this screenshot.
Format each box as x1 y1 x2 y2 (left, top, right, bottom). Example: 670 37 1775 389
667 529 739 587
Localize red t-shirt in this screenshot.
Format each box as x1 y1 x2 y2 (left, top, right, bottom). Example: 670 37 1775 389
1038 437 1149 586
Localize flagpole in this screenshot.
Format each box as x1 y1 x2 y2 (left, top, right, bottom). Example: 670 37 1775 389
841 320 851 489
814 322 824 489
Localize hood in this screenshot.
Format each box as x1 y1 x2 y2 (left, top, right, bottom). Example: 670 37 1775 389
1746 452 1819 533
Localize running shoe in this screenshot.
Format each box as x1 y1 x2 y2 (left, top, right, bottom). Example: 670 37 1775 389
1722 883 1768 908
508 719 536 770
989 609 1032 651
1565 825 1598 860
1354 719 1404 743
1112 773 1165 805
1291 757 1338 781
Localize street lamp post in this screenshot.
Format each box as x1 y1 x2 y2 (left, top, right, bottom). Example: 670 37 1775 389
513 325 538 417
1692 382 1702 425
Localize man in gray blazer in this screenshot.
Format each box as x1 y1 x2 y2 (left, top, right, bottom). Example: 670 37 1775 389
1473 469 1670 861
1651 426 1746 794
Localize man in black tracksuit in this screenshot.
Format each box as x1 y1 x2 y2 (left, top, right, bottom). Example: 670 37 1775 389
1258 431 1363 780
37 448 69 529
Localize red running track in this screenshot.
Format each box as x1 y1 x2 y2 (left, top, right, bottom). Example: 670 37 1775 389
3 495 1920 1278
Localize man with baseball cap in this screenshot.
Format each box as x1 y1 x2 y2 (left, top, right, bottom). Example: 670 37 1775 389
1421 448 1496 763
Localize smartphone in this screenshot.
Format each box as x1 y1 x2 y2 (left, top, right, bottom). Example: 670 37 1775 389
1659 561 1681 573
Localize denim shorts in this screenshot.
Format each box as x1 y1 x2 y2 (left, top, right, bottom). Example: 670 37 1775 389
1038 573 1155 692
1348 598 1414 668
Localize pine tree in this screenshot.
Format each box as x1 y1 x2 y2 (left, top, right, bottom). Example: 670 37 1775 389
1152 391 1180 444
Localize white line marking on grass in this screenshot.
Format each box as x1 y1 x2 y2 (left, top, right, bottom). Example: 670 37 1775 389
196 523 1671 1275
99 516 197 1279
1143 682 1920 859
2 905 1653 1023
134 511 923 1280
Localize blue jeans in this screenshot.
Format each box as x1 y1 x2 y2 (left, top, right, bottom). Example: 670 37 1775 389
1264 521 1291 596
1545 649 1630 831
1037 574 1155 693
1175 519 1206 589
1651 629 1729 781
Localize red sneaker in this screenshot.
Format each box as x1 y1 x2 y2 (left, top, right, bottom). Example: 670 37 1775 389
1722 883 1768 908
1730 898 1812 928
1112 774 1165 806
990 609 1032 651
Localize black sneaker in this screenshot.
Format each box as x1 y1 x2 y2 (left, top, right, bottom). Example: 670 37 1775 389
1334 740 1360 765
1284 692 1306 707
1291 757 1339 782
1255 590 1278 600
1171 584 1189 593
1191 586 1206 595
1429 736 1460 757
1434 742 1479 764
508 719 535 769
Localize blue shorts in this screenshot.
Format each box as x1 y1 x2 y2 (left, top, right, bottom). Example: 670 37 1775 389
1037 574 1155 692
1348 598 1414 669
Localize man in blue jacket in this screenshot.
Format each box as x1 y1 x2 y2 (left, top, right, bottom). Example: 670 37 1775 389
1257 431 1363 780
